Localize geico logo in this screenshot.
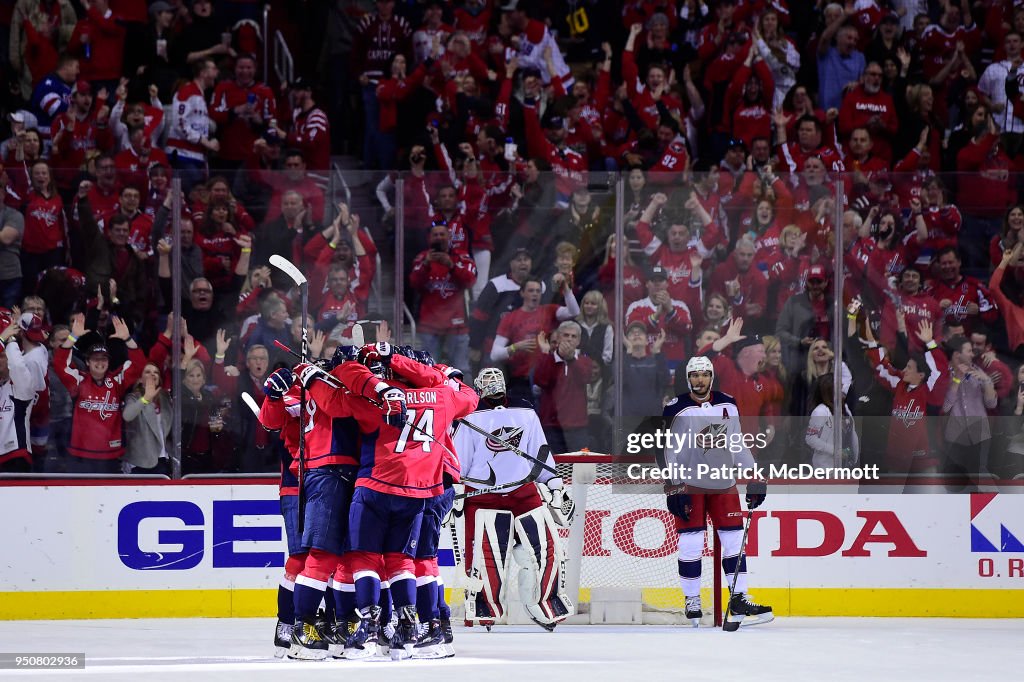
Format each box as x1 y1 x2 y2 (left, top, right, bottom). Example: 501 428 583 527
581 509 927 559
117 500 284 570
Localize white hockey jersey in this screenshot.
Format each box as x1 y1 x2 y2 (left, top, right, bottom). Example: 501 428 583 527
662 390 756 490
167 82 210 162
453 405 559 491
0 343 41 465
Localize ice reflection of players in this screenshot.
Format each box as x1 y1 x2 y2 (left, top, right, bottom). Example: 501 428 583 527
662 356 772 628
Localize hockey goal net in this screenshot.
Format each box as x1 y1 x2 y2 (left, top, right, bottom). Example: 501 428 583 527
555 451 722 626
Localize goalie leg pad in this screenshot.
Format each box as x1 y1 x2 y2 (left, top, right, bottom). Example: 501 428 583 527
465 509 514 623
512 506 574 627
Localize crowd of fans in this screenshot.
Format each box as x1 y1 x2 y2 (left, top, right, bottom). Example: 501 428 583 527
0 0 1022 487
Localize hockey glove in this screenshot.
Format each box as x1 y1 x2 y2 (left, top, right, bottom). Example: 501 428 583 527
442 365 464 382
375 383 407 427
746 481 767 510
666 491 692 521
263 367 294 400
373 341 394 362
294 362 327 389
543 478 575 527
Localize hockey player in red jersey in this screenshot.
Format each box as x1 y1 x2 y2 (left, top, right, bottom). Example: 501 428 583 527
259 359 360 660
256 367 305 658
454 367 574 632
663 355 773 628
299 342 478 660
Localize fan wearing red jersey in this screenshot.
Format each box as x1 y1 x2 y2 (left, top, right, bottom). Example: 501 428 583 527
864 318 948 487
53 314 144 473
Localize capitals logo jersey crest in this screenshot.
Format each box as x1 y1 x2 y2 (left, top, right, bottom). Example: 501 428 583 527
453 405 557 491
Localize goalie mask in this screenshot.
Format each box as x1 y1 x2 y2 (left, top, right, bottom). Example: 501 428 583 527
358 343 391 379
474 367 506 401
685 355 714 394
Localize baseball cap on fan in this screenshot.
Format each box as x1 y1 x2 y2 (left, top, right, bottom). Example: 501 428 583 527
807 264 827 282
18 313 48 343
86 344 110 359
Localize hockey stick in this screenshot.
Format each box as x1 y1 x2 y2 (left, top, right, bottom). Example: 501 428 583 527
270 256 309 534
455 454 548 500
241 391 261 417
722 509 755 632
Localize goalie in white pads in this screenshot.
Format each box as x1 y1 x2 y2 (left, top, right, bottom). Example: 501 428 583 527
452 368 575 631
662 355 773 627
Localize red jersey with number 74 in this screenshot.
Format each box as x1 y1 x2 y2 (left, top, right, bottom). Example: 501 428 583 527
310 358 478 497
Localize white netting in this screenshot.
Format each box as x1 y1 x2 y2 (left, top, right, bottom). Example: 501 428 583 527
556 455 721 625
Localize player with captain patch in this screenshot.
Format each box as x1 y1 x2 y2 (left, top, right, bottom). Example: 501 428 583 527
662 355 773 628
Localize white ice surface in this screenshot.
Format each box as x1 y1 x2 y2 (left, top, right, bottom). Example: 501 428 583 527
0 618 1022 682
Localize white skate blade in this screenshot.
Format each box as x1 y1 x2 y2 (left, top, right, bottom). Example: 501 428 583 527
342 644 376 660
287 645 329 661
412 643 446 659
328 643 345 657
688 617 700 629
442 643 455 658
273 646 288 658
739 611 775 627
390 644 413 661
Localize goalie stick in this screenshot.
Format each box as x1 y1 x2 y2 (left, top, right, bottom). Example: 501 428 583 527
270 255 310 533
722 509 755 632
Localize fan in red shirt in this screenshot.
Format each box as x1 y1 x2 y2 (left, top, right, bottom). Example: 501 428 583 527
49 80 113 191
53 314 144 473
708 236 769 323
928 246 999 334
838 63 898 162
776 112 845 173
491 277 580 402
113 125 170 197
625 266 694 364
880 265 944 355
67 0 126 86
209 54 277 170
623 23 684 132
843 127 890 201
724 45 773 149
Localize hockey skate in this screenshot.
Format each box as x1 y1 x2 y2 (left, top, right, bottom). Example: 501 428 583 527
377 616 396 657
342 606 381 660
440 617 455 658
319 619 347 658
726 593 774 627
685 596 702 628
412 619 446 659
390 605 418 661
287 619 329 660
273 620 293 658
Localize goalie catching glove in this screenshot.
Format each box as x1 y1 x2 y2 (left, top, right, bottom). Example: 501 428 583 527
539 478 575 527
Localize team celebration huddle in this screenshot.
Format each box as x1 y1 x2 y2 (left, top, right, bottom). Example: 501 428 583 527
256 274 771 662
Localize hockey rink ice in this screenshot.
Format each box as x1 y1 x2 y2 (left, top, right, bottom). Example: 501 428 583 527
1 617 1022 681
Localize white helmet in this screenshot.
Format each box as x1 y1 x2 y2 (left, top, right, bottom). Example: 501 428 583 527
685 356 714 392
474 367 507 399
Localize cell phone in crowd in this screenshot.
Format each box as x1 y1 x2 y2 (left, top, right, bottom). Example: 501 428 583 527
504 137 518 161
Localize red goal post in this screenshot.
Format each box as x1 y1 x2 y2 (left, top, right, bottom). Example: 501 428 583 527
555 451 723 626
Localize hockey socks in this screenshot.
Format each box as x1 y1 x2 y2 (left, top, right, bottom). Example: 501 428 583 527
385 553 417 609
414 558 440 622
719 528 748 595
437 576 450 620
277 578 295 624
294 576 327 622
379 582 393 627
676 530 705 599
